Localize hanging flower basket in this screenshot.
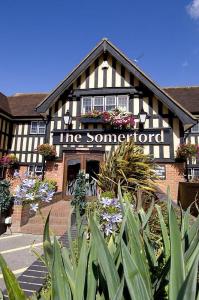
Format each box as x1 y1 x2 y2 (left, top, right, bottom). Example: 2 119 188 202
0 154 19 169
176 143 199 162
36 144 57 160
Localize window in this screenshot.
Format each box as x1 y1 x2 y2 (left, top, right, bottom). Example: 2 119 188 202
105 96 116 111
93 96 104 111
188 168 199 180
191 123 199 133
117 95 129 111
81 95 129 113
30 121 46 134
82 97 92 113
27 165 43 177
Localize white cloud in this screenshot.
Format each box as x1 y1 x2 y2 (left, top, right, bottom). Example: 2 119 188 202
187 0 199 19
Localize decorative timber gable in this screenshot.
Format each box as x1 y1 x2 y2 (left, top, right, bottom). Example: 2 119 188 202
36 38 196 128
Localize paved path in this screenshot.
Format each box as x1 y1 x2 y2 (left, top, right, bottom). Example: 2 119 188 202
0 233 43 291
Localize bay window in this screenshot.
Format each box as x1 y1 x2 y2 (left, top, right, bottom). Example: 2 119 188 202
81 95 129 113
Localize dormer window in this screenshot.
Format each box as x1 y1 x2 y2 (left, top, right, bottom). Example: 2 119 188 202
81 95 129 113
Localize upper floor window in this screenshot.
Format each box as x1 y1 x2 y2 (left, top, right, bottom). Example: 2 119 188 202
81 95 129 114
191 123 199 133
30 121 46 134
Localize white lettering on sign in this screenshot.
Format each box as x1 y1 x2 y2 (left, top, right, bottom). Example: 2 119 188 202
87 133 94 143
64 131 165 144
155 131 164 143
138 134 147 143
74 134 81 143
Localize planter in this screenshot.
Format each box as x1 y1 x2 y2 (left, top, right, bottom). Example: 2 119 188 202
178 182 199 216
80 117 104 124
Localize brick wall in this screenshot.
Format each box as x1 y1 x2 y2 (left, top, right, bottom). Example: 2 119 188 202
45 160 64 192
155 163 185 201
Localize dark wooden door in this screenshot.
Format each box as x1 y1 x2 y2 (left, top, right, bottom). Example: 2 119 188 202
63 152 104 200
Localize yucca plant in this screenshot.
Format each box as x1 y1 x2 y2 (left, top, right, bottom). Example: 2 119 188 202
97 139 156 195
0 190 198 299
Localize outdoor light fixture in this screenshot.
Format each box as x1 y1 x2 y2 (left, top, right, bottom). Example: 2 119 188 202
138 108 149 124
64 110 72 126
102 60 109 69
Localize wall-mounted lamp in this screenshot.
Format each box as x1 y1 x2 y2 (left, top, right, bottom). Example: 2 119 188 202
138 108 149 124
102 60 109 69
64 110 72 127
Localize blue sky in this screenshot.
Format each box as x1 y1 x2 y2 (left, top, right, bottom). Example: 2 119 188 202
0 0 199 95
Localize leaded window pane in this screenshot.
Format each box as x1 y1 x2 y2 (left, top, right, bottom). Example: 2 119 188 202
93 96 104 111
30 122 38 134
117 95 128 111
38 121 46 134
105 96 116 111
82 97 92 113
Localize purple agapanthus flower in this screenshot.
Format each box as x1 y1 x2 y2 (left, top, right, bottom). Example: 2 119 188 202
101 212 112 221
22 179 36 189
26 193 35 201
100 198 112 206
110 213 123 223
30 203 39 212
13 170 20 178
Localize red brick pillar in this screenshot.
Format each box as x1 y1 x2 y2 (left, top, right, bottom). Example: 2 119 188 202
11 204 23 233
155 163 185 201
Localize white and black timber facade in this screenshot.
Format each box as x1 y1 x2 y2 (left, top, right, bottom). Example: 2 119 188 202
0 39 198 199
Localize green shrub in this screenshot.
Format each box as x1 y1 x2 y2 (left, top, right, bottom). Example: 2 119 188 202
0 189 198 299
71 171 87 214
0 180 13 214
97 139 157 195
101 191 115 198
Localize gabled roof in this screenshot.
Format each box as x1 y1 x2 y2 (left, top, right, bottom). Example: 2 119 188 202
163 86 199 114
36 38 196 126
7 93 48 117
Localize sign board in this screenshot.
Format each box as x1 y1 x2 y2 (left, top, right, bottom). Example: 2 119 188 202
155 165 166 180
53 128 172 146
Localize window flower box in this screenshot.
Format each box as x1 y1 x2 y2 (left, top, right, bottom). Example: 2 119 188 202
80 117 104 124
80 109 135 130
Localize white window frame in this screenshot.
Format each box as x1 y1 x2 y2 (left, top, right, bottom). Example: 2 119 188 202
105 96 117 111
81 95 129 113
27 164 43 176
117 95 129 112
81 97 92 114
188 168 199 180
30 121 46 134
93 96 104 112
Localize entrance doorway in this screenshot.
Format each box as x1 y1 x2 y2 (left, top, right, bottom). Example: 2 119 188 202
63 152 104 199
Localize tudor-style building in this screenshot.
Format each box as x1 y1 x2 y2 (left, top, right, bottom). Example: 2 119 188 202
0 39 198 199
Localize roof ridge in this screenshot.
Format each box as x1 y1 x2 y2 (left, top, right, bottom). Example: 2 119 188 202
10 92 49 97
163 86 199 89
